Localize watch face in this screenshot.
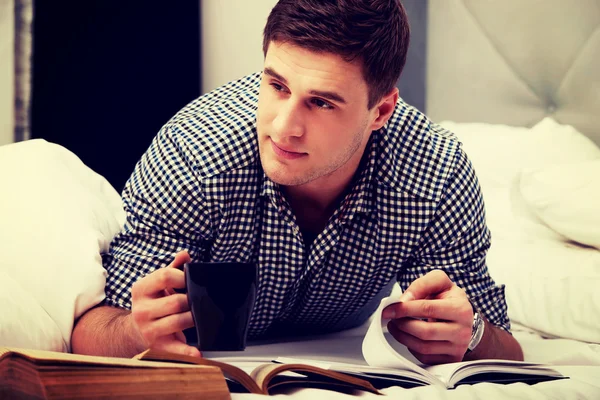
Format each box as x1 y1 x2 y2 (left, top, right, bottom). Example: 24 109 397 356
468 312 485 351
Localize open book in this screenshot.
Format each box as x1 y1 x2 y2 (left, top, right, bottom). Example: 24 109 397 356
139 297 566 394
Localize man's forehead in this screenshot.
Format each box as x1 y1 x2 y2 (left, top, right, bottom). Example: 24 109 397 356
263 41 367 100
265 41 361 75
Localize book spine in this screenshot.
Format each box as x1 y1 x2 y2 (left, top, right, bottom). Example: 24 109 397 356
0 358 48 399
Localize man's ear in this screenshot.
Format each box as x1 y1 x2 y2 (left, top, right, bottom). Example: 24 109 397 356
369 88 399 131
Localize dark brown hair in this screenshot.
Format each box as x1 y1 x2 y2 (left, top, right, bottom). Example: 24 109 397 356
263 0 410 109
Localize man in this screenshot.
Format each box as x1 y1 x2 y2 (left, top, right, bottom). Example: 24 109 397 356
72 0 523 364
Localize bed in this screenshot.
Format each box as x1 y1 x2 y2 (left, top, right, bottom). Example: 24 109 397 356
1 0 599 399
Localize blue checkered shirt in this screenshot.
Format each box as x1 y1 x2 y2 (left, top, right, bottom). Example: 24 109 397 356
103 72 510 338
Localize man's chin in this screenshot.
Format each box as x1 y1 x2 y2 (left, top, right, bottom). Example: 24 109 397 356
263 165 308 187
264 169 296 186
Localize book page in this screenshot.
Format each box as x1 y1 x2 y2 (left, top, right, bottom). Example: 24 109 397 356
250 362 381 395
427 359 563 387
428 359 542 379
361 297 442 385
0 347 10 359
137 348 264 394
3 347 214 370
272 356 433 387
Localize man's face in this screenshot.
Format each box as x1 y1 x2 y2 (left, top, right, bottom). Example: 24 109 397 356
257 41 377 188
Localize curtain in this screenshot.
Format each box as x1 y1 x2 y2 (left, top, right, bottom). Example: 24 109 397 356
14 0 33 142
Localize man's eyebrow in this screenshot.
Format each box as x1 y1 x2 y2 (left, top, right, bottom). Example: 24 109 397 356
264 67 287 84
264 67 347 105
309 89 346 104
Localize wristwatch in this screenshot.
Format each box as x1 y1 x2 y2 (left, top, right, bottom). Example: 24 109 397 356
466 304 485 353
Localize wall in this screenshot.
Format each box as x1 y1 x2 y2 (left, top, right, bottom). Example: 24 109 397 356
0 0 15 146
201 0 277 94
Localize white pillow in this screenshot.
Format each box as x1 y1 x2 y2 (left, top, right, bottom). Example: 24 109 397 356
439 117 600 192
436 121 531 191
521 159 600 249
0 139 125 352
486 237 600 343
439 118 600 242
0 271 65 351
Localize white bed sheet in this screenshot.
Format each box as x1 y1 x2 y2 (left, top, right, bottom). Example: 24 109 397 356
217 319 600 399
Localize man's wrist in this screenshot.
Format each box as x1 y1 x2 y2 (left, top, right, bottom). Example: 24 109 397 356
124 312 148 354
466 307 485 353
72 305 146 358
463 317 524 361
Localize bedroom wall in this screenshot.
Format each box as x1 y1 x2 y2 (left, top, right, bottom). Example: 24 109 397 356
0 0 15 146
201 0 277 94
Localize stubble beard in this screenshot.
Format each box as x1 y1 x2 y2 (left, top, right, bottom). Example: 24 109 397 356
260 123 368 187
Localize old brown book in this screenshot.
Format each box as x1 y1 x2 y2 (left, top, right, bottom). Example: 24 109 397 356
0 347 230 400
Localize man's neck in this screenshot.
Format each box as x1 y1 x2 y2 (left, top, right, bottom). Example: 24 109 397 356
284 185 345 240
283 155 364 236
284 177 350 216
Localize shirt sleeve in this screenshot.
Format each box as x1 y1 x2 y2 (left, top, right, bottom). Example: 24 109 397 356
398 146 511 332
103 125 214 309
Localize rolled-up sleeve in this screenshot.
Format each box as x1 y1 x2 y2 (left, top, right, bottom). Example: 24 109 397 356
398 147 510 332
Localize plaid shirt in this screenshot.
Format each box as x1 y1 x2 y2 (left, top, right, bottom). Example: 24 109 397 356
104 72 510 339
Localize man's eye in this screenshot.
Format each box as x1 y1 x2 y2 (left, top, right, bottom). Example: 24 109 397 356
311 98 334 110
270 83 285 92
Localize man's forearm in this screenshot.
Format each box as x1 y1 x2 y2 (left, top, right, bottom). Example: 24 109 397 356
464 317 524 361
71 305 146 358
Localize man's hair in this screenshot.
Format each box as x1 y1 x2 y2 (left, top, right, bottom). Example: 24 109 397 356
263 0 410 109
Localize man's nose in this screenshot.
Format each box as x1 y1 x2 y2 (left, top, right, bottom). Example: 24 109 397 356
272 99 304 139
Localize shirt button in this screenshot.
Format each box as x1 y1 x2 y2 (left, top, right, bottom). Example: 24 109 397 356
547 104 556 114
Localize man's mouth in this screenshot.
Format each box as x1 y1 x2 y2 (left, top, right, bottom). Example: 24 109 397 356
270 138 307 160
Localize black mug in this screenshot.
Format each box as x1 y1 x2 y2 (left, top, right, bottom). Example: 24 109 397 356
183 262 257 351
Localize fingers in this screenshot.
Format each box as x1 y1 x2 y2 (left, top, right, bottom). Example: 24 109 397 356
136 310 196 345
166 250 191 295
401 270 454 302
132 250 191 300
132 266 186 300
134 293 190 321
389 317 469 342
387 322 463 363
168 250 191 269
129 251 194 351
153 334 202 358
384 271 474 364
407 350 461 365
387 322 454 355
384 298 473 323
175 330 187 343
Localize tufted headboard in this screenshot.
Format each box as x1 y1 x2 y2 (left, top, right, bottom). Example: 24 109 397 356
400 0 600 146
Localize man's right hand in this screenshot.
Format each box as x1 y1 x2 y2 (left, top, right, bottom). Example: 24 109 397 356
129 250 201 357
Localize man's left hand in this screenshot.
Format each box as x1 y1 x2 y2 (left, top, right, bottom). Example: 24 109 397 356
382 269 474 365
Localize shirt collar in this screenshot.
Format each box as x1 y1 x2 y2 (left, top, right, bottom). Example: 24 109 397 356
260 132 378 224
336 132 377 223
